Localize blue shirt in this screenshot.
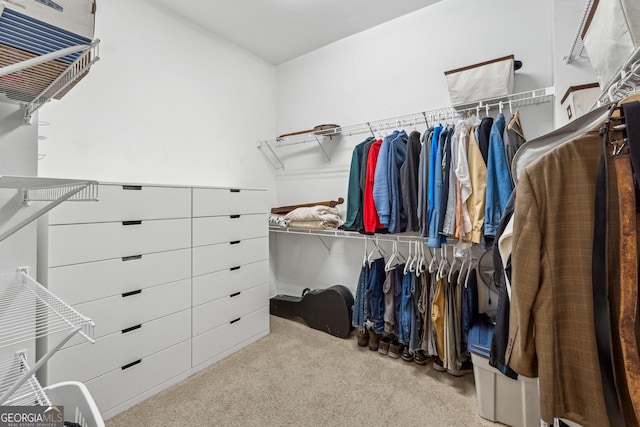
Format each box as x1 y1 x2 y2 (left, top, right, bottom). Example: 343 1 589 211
484 113 512 237
427 126 444 247
372 131 399 227
388 131 408 233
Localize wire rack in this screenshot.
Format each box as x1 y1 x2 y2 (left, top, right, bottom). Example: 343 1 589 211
564 0 595 64
593 48 640 106
0 352 50 407
0 270 94 405
257 87 555 170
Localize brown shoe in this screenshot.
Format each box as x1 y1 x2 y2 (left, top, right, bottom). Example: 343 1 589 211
356 329 369 347
368 328 381 351
388 340 404 359
378 335 392 355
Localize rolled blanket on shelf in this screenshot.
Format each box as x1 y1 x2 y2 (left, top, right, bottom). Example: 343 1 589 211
269 213 290 228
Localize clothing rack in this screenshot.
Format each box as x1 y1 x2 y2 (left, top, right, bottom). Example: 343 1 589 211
257 87 555 170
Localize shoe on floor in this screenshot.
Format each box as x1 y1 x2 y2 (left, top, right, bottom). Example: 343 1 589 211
388 340 404 359
447 360 474 377
401 348 414 362
414 349 428 365
368 328 381 351
378 335 392 355
432 356 446 372
356 329 369 347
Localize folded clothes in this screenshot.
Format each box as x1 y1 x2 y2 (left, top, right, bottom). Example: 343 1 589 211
269 213 290 227
289 220 337 230
285 206 344 227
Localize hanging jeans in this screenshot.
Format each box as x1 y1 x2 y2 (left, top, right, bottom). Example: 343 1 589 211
431 276 446 361
383 270 395 334
366 258 386 334
426 273 438 356
461 268 478 358
352 262 370 331
393 264 405 336
398 272 413 345
409 272 423 353
418 271 431 352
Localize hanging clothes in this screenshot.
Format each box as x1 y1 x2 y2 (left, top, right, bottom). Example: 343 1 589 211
466 126 487 244
383 269 396 334
364 139 384 233
401 131 422 232
352 261 370 331
408 271 423 353
503 113 526 185
437 126 454 239
506 104 632 426
373 131 400 229
484 113 512 239
398 271 413 345
455 117 478 240
427 126 446 247
418 129 433 237
388 131 409 233
343 137 375 231
366 257 387 334
477 116 493 164
442 124 460 237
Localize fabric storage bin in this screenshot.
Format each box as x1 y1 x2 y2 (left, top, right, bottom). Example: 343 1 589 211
444 55 515 106
560 83 601 121
582 0 640 88
468 316 541 427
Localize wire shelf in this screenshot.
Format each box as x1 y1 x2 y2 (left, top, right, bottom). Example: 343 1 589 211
0 271 94 350
593 48 640 107
564 0 594 64
257 87 555 170
0 176 99 202
0 353 50 407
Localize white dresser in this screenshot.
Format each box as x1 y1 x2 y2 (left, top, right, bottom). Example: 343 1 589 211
37 183 269 420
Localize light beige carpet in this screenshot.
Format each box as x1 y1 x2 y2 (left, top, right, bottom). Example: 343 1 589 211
106 316 501 427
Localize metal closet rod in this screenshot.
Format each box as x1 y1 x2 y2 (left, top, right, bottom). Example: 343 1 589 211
259 87 555 149
270 226 433 244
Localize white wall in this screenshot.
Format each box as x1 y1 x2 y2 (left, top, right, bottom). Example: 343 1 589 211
270 0 558 300
38 0 277 194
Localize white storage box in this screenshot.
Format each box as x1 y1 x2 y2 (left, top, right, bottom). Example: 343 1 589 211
471 353 541 427
560 83 601 121
582 0 640 88
468 318 540 427
444 55 515 106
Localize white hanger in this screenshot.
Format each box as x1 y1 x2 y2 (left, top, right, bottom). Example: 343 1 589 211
499 101 503 115
409 240 419 273
464 258 478 288
428 247 438 273
385 240 403 272
367 235 386 266
448 250 459 283
416 241 427 276
403 240 414 275
436 245 450 280
363 236 368 267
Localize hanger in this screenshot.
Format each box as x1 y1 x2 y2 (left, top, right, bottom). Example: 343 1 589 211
508 109 526 139
362 236 369 267
448 248 460 283
428 247 438 273
417 241 427 274
404 240 414 275
385 240 405 272
436 245 450 280
499 101 504 115
464 258 478 288
367 235 386 266
409 240 420 273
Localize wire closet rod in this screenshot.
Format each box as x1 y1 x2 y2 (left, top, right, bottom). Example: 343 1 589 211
258 87 555 149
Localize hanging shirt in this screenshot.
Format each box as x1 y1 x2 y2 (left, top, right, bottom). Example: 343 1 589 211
466 125 487 244
503 116 526 185
418 129 433 237
437 126 454 238
343 137 375 231
442 124 459 237
388 130 409 233
477 116 493 164
485 113 512 238
427 126 445 248
363 139 384 233
455 116 480 240
358 139 376 233
401 131 422 232
372 131 399 228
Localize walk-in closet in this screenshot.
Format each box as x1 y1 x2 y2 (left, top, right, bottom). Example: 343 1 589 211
0 0 639 426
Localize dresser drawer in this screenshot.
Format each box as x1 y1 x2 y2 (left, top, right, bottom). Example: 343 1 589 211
48 218 191 267
48 309 191 384
192 306 268 367
193 214 267 247
87 339 191 414
193 260 268 306
193 283 268 336
192 237 268 277
193 188 267 217
49 184 191 225
47 248 191 306
49 279 191 350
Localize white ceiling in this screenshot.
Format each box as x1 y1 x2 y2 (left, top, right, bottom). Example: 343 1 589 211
152 1 443 65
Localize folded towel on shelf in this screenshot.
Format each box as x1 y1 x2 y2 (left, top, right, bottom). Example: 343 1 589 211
269 213 290 228
285 206 344 228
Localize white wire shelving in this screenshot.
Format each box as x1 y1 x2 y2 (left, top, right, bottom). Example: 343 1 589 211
0 270 95 406
593 47 640 107
257 87 555 170
0 175 98 243
564 0 595 64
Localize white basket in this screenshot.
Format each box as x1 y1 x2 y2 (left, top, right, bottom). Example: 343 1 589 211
43 381 104 427
582 0 640 88
444 55 515 106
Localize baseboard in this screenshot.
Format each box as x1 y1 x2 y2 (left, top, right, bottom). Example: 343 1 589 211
190 328 270 373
